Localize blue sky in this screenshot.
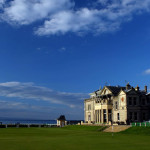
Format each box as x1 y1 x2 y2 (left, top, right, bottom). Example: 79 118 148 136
0 0 150 120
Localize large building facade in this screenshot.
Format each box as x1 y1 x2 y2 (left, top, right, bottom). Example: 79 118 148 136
84 83 150 124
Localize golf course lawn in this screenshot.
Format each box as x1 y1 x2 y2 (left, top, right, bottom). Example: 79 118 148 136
0 126 150 150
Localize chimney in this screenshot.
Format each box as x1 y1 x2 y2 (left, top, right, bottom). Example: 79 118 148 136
145 86 147 93
135 85 139 91
126 82 131 90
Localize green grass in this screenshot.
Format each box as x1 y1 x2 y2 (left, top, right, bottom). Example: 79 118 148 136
0 126 150 150
63 125 107 131
120 126 150 135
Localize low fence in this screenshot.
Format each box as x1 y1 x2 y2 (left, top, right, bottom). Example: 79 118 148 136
131 122 150 127
0 124 57 128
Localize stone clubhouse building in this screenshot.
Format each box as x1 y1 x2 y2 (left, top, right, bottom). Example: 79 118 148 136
84 83 150 125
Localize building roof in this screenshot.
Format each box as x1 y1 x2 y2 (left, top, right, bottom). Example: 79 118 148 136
106 86 126 95
88 84 149 99
146 93 150 95
57 115 66 121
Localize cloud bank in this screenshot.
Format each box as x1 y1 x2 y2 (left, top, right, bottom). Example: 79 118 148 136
0 98 84 119
0 0 150 35
0 82 88 108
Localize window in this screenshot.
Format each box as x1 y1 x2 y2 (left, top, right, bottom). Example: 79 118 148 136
117 113 120 121
129 112 132 121
108 100 111 104
133 97 137 105
88 115 91 121
134 112 137 121
88 104 91 111
129 97 132 105
95 99 100 103
103 109 106 113
108 109 112 121
142 99 146 105
115 101 118 110
96 99 99 103
108 109 112 113
147 98 150 104
143 112 146 121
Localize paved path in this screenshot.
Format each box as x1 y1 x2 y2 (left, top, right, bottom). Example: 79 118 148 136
104 125 131 132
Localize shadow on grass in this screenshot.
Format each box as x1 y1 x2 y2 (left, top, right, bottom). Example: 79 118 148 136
62 125 108 132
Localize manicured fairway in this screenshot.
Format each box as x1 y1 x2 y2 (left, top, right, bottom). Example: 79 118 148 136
0 126 150 150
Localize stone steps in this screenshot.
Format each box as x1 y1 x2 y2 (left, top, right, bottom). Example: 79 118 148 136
104 125 131 132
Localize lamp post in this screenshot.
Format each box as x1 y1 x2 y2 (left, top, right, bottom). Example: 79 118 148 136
112 100 114 137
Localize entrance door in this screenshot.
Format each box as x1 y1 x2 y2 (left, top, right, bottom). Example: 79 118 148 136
108 109 112 122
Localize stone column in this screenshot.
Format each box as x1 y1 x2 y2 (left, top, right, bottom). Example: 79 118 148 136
106 109 109 123
95 111 96 123
97 110 99 123
100 110 101 123
95 110 97 123
101 109 103 123
97 110 98 123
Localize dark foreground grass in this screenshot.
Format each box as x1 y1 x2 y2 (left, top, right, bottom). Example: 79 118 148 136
0 126 150 150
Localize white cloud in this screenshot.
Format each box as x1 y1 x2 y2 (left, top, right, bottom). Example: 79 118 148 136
1 0 150 35
0 82 88 108
35 9 100 35
144 69 150 75
35 0 150 35
0 0 5 4
0 0 5 8
2 0 74 24
98 0 108 5
59 47 67 52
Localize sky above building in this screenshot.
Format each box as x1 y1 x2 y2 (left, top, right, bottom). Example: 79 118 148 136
0 0 150 120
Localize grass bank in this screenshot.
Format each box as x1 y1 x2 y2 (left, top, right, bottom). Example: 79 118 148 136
120 126 150 135
0 126 149 150
63 125 107 131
